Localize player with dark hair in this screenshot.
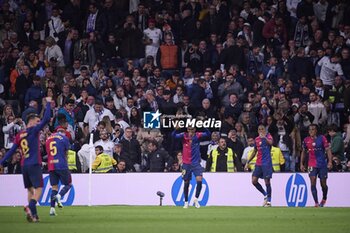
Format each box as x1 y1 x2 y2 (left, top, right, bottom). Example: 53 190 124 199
172 127 211 208
300 124 333 207
0 97 52 222
245 125 273 207
46 125 72 216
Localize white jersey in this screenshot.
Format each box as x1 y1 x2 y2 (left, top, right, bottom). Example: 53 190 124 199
94 140 115 157
144 27 162 58
318 56 343 86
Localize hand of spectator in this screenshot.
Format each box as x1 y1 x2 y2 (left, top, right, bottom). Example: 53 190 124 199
327 161 333 170
300 164 306 172
244 163 249 171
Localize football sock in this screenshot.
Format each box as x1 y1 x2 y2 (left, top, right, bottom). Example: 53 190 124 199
51 190 58 207
266 184 272 202
322 185 328 200
59 184 72 198
311 185 318 203
184 181 189 202
253 182 267 196
195 181 202 198
29 199 37 217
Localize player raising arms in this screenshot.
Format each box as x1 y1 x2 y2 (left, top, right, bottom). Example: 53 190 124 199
300 124 333 207
46 123 72 216
245 125 273 207
172 127 211 208
0 97 52 222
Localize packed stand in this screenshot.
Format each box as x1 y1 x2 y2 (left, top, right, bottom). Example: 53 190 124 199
0 0 350 174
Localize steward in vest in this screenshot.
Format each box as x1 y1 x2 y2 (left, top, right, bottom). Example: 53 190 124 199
206 138 242 172
67 149 80 173
270 146 285 172
92 146 117 173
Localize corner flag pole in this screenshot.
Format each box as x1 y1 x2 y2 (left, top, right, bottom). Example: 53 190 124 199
88 133 94 206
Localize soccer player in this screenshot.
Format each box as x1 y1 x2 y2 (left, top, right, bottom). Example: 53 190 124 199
46 126 72 216
0 97 52 222
172 127 211 208
300 124 333 207
245 125 273 207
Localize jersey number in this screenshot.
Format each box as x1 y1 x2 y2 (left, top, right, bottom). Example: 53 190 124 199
49 141 57 156
20 139 29 158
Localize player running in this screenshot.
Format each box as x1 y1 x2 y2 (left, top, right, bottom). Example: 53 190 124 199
245 125 273 207
46 124 72 216
0 97 52 222
300 124 333 207
172 127 211 208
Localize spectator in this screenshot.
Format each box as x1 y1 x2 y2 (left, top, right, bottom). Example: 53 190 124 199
316 53 343 87
24 76 44 108
119 15 144 66
327 124 345 162
94 129 115 157
120 127 142 172
85 3 107 38
206 137 242 172
144 140 173 172
308 92 327 126
156 34 181 74
143 19 162 63
83 100 115 135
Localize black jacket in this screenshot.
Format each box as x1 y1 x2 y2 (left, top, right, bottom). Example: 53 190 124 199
206 147 242 172
120 137 141 166
146 148 173 172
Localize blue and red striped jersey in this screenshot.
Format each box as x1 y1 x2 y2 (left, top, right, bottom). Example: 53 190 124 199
254 134 273 166
172 129 211 165
303 135 330 168
46 132 70 171
14 103 51 167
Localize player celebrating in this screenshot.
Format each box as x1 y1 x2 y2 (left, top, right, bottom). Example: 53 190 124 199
300 124 333 207
245 125 273 207
0 97 52 222
46 125 72 216
172 127 211 208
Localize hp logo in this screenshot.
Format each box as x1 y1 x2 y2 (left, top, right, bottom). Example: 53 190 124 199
39 175 75 206
285 174 307 207
171 175 209 206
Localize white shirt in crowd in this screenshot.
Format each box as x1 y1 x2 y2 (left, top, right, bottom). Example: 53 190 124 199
94 139 115 157
84 107 115 132
286 0 301 18
317 56 343 86
143 27 162 60
241 145 254 165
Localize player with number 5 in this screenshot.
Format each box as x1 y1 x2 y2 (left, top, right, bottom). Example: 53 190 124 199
45 121 72 216
0 97 52 222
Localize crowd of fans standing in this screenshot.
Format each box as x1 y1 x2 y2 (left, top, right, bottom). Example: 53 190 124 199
0 0 350 174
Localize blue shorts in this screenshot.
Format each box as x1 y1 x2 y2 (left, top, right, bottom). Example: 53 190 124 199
49 169 72 186
308 167 328 179
22 164 43 189
252 165 273 179
182 163 203 181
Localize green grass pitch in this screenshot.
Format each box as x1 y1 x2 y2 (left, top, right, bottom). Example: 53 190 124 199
0 206 350 233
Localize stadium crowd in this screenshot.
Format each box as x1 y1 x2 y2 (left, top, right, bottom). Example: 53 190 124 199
0 0 350 174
